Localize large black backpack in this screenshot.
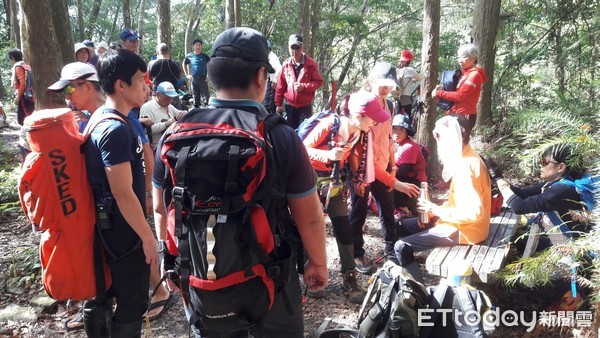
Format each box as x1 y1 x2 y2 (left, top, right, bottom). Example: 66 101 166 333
158 107 297 336
437 69 461 111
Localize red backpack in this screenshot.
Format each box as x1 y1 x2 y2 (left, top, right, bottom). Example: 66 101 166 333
19 108 115 301
158 108 297 335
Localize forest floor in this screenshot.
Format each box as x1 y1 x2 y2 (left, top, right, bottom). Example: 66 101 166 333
0 109 597 338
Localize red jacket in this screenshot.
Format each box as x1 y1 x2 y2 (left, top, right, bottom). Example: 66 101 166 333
275 54 324 108
437 66 487 115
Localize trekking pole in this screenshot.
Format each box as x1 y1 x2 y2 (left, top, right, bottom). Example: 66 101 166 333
324 161 341 209
374 251 395 263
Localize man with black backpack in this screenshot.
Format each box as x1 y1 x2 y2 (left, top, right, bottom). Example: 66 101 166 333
152 27 328 337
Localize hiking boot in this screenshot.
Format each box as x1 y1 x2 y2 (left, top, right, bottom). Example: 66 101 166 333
354 256 374 275
342 270 366 304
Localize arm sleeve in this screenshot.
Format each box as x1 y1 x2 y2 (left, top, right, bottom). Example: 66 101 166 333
436 72 482 102
274 66 287 107
303 121 333 166
507 184 576 214
15 66 26 98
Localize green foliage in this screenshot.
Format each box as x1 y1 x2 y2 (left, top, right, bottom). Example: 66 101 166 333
0 140 19 204
4 247 40 291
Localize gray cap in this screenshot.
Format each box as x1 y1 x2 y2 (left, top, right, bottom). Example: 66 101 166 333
288 34 303 47
369 62 398 87
211 27 275 73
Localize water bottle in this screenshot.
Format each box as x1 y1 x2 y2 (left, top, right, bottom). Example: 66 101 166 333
418 182 430 224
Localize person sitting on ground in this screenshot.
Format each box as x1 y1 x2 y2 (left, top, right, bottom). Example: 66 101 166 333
391 114 427 219
491 144 589 254
393 114 491 283
348 63 419 276
140 81 186 149
303 90 391 303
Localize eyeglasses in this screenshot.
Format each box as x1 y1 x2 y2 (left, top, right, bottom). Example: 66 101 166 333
64 82 87 95
540 159 559 167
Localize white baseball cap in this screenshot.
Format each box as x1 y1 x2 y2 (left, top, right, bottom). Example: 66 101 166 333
97 41 109 50
48 62 99 91
157 82 178 98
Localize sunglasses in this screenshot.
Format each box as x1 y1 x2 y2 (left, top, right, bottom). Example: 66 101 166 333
540 159 559 167
64 82 87 95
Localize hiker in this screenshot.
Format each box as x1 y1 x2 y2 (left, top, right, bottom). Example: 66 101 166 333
82 49 157 337
349 63 419 275
491 144 590 253
393 115 491 283
263 40 282 114
432 43 487 129
183 38 211 107
391 114 427 218
303 90 391 303
148 43 183 109
8 48 34 126
140 81 186 149
274 33 324 129
121 28 141 54
152 27 328 337
75 43 91 64
392 49 421 118
83 40 100 68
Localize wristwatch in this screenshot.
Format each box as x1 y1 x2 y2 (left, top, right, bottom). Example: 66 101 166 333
157 240 167 254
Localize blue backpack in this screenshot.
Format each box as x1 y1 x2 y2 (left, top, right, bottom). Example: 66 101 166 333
557 174 599 211
295 110 340 148
437 69 461 111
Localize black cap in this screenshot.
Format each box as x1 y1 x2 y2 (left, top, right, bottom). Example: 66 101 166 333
211 27 275 74
288 34 303 47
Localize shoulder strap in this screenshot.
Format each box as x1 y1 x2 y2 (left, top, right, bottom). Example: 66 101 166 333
82 112 127 141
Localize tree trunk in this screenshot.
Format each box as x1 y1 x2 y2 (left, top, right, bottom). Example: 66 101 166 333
20 0 66 109
184 0 202 55
308 0 319 57
50 0 74 65
110 1 122 39
137 0 146 54
123 0 131 28
234 0 241 27
335 0 368 90
473 0 501 130
88 0 103 38
76 0 84 42
9 0 20 48
554 1 567 93
299 0 310 52
225 0 234 29
417 0 441 181
157 0 170 46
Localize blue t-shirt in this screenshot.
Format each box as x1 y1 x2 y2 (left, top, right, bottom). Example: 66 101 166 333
84 108 146 257
152 98 317 199
183 52 210 77
79 108 149 145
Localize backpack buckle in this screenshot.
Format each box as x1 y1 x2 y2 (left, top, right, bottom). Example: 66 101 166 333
172 186 185 200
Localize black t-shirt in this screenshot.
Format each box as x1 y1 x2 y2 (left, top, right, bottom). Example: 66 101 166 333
84 108 146 257
150 59 181 92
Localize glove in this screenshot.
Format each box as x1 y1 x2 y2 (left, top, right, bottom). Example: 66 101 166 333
483 157 503 180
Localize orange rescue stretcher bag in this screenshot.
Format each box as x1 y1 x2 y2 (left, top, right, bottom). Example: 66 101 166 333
18 108 112 301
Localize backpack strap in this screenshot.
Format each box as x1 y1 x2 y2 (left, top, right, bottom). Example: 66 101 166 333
418 285 453 338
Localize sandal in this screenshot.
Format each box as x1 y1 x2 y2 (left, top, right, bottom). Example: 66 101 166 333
144 293 175 322
64 313 84 332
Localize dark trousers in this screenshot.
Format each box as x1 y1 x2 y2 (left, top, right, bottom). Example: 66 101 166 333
349 180 397 256
192 76 210 107
84 247 150 327
17 96 34 125
393 176 421 214
284 103 312 130
263 79 276 114
188 268 304 337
